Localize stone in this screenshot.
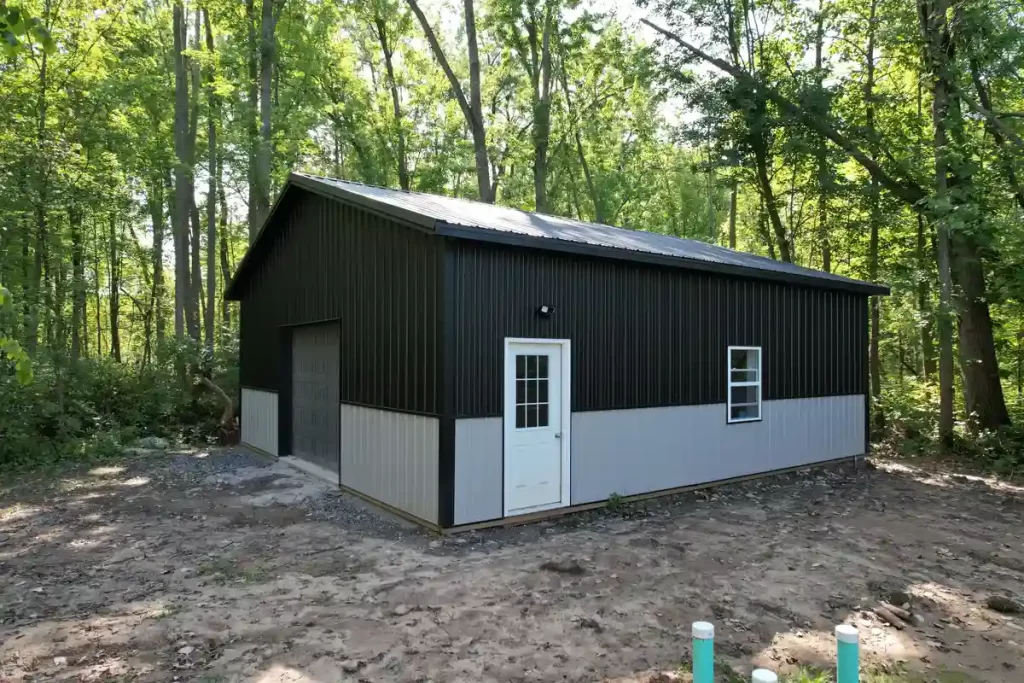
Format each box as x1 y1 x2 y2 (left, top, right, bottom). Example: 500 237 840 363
391 604 414 617
177 646 195 656
987 596 1023 614
341 659 365 674
53 657 68 667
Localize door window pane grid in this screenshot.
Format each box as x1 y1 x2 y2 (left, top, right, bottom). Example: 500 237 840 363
515 354 550 429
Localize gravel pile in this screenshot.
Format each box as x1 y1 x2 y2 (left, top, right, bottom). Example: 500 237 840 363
165 448 270 478
301 489 431 541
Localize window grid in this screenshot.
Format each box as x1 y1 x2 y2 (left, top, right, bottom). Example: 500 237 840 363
515 354 550 429
727 346 762 423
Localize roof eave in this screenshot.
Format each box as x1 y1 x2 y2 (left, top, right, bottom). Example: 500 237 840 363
436 221 890 296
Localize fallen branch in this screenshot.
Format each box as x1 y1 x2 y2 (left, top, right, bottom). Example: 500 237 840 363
873 605 906 629
879 601 913 622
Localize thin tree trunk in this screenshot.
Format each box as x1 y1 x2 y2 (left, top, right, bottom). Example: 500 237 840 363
917 213 936 378
865 0 882 425
374 14 409 190
814 0 830 272
463 0 491 202
728 177 738 249
189 197 202 341
27 6 49 356
246 0 259 241
405 0 492 202
69 205 85 363
531 7 554 213
108 214 121 362
751 134 789 261
204 9 218 352
147 175 166 352
172 1 190 342
218 173 231 331
254 0 275 226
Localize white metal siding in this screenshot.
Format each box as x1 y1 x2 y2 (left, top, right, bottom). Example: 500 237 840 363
454 418 504 525
241 388 279 456
339 404 439 524
570 395 865 504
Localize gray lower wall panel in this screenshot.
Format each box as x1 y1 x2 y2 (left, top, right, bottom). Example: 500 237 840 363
340 404 439 524
454 418 503 525
241 388 278 456
570 394 865 504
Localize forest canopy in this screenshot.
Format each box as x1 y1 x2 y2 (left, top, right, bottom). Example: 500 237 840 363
1 0 1022 470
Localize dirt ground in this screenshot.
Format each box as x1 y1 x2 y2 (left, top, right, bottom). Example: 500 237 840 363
2 449 1023 683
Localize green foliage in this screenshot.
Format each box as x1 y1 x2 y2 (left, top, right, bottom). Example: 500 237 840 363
876 375 1024 476
0 285 32 384
0 348 237 474
0 3 56 57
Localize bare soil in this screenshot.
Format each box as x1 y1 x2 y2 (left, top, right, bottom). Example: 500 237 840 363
2 449 1022 683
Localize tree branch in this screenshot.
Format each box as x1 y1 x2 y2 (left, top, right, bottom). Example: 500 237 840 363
641 18 929 209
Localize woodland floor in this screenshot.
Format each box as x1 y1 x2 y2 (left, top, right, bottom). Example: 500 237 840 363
1 448 1022 683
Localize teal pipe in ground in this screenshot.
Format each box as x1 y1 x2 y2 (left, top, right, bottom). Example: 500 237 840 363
692 621 714 683
836 624 860 683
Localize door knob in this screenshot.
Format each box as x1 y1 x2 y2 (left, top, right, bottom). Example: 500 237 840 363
554 432 562 438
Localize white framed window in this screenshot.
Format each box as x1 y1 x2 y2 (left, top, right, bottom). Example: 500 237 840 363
727 346 762 423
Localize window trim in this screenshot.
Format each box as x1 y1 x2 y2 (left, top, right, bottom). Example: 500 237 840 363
727 345 762 424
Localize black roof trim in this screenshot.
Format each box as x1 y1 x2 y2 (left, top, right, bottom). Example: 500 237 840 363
434 222 888 295
226 173 890 299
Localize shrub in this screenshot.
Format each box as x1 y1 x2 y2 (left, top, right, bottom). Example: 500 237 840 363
0 341 238 473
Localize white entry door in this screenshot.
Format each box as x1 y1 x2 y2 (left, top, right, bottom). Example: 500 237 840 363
504 339 570 516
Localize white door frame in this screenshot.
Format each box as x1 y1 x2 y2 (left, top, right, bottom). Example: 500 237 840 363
502 337 572 516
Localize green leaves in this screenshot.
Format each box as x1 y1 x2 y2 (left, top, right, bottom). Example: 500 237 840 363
1 336 32 385
1 5 56 58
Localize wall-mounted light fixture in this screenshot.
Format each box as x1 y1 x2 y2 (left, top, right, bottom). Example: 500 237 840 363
536 305 555 318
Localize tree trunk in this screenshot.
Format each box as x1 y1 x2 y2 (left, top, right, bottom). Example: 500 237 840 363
920 0 956 444
254 0 275 227
218 172 232 331
204 10 218 352
464 0 491 202
728 177 737 249
246 0 259 242
147 175 166 352
532 7 554 213
27 16 49 356
172 1 191 342
189 197 202 341
751 132 789 262
374 15 409 190
814 0 830 272
406 0 492 202
108 214 121 362
917 213 936 378
865 0 882 425
951 232 1010 428
69 205 85 363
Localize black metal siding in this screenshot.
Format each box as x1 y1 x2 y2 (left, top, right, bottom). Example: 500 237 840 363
448 239 868 418
238 191 442 416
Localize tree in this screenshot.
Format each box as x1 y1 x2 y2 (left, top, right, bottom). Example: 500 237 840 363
406 0 493 202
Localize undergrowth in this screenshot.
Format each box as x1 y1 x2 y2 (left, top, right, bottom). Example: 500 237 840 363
874 377 1024 478
0 339 237 474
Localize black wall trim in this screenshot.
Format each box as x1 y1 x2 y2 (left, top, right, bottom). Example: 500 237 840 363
437 243 458 528
278 327 293 457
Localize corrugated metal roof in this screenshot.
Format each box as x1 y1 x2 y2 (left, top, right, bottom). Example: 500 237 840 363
227 172 888 298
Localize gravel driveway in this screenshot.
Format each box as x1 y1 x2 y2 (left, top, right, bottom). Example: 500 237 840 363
1 448 1022 682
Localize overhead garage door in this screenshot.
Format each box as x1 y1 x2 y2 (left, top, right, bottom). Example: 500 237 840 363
291 323 340 474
